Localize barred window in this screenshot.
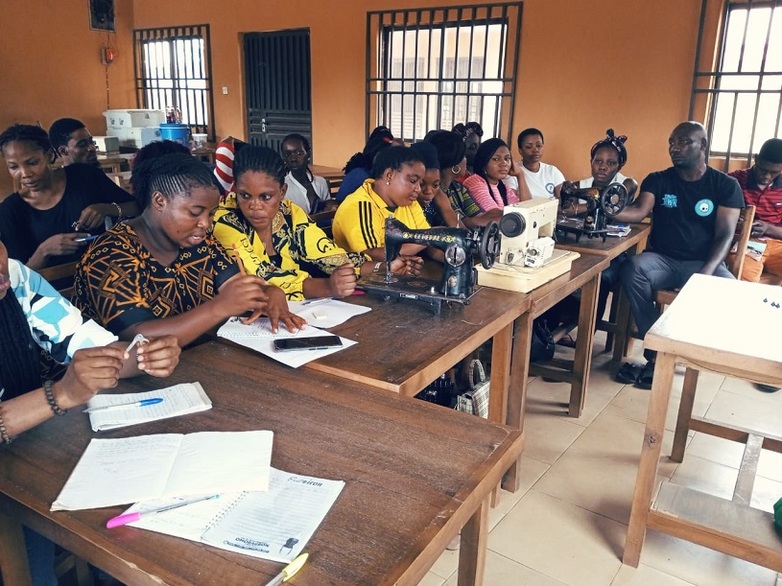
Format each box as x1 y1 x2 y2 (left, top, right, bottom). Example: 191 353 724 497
367 3 522 143
134 25 215 140
692 0 782 164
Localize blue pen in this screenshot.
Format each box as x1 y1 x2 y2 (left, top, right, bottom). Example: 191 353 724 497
83 398 163 413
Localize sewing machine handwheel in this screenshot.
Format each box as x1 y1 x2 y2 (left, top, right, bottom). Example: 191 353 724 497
480 222 500 269
601 182 628 217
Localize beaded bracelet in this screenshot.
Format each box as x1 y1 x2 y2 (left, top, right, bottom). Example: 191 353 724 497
43 380 67 417
111 201 124 220
0 401 13 444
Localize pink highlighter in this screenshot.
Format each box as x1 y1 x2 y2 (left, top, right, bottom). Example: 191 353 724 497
106 494 219 528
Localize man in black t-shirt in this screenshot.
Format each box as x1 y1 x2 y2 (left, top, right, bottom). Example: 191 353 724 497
610 121 744 389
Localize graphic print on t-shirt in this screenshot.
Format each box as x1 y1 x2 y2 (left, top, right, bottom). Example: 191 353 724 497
663 193 678 208
694 198 714 217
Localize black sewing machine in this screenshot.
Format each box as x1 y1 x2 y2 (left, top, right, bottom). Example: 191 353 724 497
556 182 629 242
359 217 500 315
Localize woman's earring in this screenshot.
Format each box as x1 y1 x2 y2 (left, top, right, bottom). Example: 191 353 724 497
451 164 462 175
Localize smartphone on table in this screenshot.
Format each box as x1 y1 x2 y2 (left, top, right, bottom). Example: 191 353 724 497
273 336 343 352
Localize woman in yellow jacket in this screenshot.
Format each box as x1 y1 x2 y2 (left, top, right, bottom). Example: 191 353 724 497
213 146 418 301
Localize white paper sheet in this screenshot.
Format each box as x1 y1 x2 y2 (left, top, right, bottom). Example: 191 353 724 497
288 298 372 328
217 317 355 368
51 430 273 511
86 383 212 432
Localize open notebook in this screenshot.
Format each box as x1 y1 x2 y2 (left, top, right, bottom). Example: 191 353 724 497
120 468 345 563
51 430 273 511
85 383 211 431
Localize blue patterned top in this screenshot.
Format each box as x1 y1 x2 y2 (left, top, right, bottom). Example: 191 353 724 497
9 259 116 365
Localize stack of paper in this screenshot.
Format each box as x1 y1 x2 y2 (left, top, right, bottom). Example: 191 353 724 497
85 383 211 432
51 430 273 511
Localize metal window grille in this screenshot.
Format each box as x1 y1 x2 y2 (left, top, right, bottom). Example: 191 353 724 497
366 3 522 144
690 0 782 167
134 24 215 140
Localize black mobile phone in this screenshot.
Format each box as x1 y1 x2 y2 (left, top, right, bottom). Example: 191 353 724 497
273 335 343 352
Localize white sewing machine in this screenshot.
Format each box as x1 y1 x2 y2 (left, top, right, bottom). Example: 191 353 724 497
476 198 580 293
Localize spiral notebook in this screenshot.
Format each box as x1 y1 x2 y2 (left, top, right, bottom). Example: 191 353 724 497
122 468 344 563
85 383 211 432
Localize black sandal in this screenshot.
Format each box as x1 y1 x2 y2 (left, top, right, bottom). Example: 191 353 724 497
634 362 656 390
615 362 643 384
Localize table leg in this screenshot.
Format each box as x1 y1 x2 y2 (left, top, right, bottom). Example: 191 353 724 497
612 286 631 363
503 312 533 492
458 497 489 586
569 274 600 417
488 322 513 425
0 509 32 586
623 351 676 567
671 367 699 463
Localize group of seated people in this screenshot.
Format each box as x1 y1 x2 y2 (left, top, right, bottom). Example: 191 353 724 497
1 112 781 582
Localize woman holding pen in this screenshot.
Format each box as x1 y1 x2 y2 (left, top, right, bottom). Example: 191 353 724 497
213 146 417 301
73 153 304 345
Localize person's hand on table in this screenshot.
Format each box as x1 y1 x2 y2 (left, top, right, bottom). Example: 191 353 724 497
218 274 270 322
259 285 307 333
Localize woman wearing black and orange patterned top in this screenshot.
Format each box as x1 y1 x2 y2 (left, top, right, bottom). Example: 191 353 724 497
74 153 304 345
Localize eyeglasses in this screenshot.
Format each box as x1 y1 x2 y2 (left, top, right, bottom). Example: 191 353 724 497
668 137 696 148
281 149 306 158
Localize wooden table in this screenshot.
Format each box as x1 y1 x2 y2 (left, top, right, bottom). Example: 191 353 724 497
623 275 782 570
304 286 530 428
0 341 523 586
504 251 610 490
311 164 345 182
556 222 651 361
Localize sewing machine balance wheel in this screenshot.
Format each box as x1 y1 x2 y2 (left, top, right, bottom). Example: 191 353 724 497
479 221 501 269
601 182 628 217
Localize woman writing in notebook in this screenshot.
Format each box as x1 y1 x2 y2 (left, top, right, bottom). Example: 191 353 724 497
74 153 304 345
213 146 416 300
0 237 180 585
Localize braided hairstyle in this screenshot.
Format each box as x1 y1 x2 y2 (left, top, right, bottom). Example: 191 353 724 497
131 153 219 208
371 146 424 179
473 138 511 205
0 124 56 162
590 128 628 170
234 145 287 186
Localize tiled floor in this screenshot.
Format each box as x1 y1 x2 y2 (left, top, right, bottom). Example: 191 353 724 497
418 331 782 586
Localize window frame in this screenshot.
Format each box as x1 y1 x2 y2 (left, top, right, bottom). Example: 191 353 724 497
366 2 523 144
690 0 782 168
133 24 216 141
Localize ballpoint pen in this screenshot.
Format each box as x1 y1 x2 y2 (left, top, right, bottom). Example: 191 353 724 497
264 552 308 586
106 494 220 528
83 398 163 413
301 298 333 306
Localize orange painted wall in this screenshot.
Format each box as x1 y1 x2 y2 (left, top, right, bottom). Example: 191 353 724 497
130 0 704 184
1 0 706 194
0 0 136 195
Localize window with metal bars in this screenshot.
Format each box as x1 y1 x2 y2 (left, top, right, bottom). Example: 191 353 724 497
134 25 215 140
691 0 782 166
366 3 522 144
